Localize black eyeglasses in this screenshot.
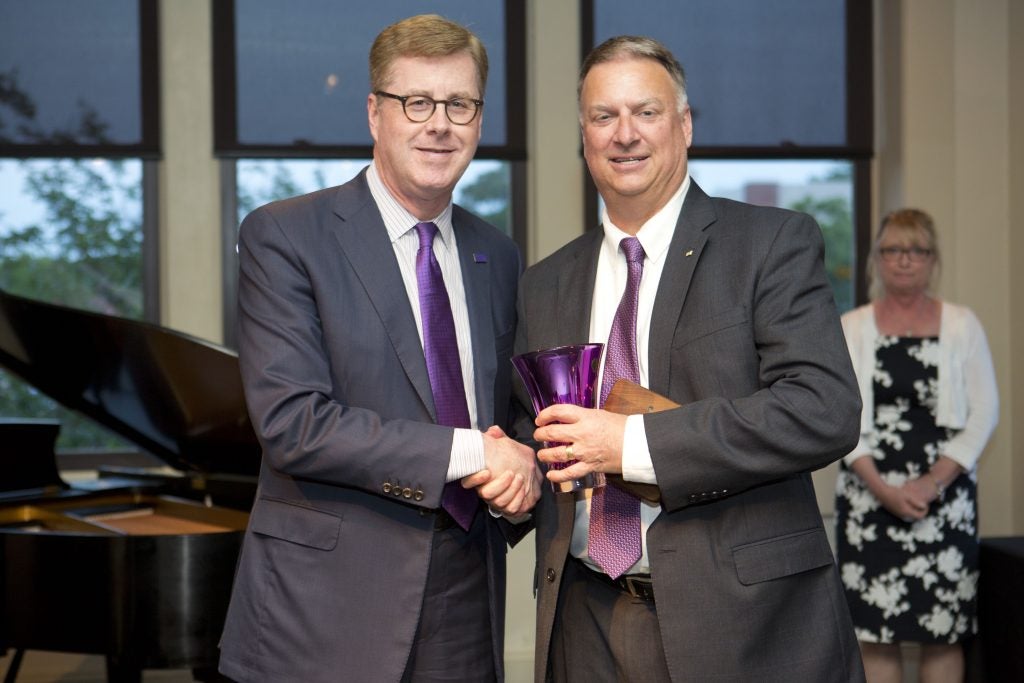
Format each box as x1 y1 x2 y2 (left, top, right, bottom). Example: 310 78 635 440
375 91 483 125
878 246 933 263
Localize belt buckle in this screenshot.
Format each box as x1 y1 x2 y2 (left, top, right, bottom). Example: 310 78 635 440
623 575 654 601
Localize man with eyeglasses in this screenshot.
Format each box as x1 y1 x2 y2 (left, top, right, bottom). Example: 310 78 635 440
219 14 539 683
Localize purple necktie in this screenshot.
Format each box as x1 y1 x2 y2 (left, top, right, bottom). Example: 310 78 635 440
589 236 645 578
414 221 477 531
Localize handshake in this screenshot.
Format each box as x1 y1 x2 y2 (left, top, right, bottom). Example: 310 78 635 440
461 380 673 517
460 425 542 519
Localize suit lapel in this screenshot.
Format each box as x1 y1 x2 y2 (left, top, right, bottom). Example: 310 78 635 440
648 181 716 397
329 174 436 419
453 213 495 426
557 229 603 344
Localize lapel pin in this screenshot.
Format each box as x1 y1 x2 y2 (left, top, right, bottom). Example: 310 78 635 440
685 249 694 257
473 253 488 263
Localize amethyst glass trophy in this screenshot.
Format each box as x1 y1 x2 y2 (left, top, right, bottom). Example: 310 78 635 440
511 343 606 493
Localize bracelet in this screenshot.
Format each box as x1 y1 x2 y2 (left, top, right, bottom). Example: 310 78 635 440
928 473 945 498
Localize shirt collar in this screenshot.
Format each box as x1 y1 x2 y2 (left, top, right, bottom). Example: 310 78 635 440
600 174 690 265
367 162 455 247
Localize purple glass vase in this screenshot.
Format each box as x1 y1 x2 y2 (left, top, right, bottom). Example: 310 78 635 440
511 343 606 493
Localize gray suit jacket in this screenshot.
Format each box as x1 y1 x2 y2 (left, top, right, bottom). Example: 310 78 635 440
515 182 865 682
219 169 524 682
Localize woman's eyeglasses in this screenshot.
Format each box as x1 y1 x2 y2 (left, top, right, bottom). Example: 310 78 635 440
878 246 933 263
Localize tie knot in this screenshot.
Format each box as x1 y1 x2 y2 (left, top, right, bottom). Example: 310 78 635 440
415 221 439 249
620 237 645 264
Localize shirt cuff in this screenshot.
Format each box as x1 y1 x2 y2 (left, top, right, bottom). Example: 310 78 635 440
489 507 532 524
620 414 657 484
446 428 486 482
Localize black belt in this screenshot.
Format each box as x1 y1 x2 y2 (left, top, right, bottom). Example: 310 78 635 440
574 558 655 603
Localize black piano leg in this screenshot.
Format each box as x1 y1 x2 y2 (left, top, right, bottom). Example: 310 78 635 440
3 649 24 683
104 655 141 683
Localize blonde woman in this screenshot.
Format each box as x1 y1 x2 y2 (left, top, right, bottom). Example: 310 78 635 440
835 208 998 682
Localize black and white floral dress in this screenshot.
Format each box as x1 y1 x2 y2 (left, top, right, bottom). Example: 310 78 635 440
835 335 978 644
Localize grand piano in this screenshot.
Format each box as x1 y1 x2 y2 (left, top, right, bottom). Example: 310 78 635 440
0 287 260 682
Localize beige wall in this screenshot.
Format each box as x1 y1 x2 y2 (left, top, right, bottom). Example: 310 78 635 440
157 1 1023 679
526 1 585 264
1011 0 1024 534
159 0 222 342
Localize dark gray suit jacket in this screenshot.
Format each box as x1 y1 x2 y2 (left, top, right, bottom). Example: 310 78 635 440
219 169 525 682
515 181 865 682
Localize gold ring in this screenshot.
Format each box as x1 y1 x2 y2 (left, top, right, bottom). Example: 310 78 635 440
565 444 575 460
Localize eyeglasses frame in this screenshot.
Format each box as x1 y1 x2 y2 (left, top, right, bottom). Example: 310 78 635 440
877 245 934 263
375 91 483 125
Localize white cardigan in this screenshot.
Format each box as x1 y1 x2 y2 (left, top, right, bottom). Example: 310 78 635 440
841 301 999 469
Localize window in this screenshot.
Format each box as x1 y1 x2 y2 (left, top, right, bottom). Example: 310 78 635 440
236 159 511 234
217 2 520 154
583 0 872 310
0 0 159 451
689 160 856 312
214 1 526 346
0 0 159 155
0 159 144 314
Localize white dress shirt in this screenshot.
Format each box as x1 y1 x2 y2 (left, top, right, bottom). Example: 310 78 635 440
366 163 485 481
571 175 691 575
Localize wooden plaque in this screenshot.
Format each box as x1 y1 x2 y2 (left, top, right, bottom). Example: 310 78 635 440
602 380 680 503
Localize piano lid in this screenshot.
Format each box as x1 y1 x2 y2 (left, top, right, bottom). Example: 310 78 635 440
0 287 259 476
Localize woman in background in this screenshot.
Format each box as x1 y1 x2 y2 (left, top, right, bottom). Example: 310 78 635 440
835 208 999 682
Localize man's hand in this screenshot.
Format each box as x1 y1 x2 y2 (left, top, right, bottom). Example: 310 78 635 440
461 426 540 517
532 404 628 485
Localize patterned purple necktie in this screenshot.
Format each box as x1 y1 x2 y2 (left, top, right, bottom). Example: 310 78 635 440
414 221 477 531
589 236 645 578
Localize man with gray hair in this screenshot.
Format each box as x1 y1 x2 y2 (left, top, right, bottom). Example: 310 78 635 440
514 35 865 681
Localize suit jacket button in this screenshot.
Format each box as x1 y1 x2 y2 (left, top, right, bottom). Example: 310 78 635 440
382 482 392 494
545 568 557 583
402 487 412 498
413 489 424 501
392 486 403 497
